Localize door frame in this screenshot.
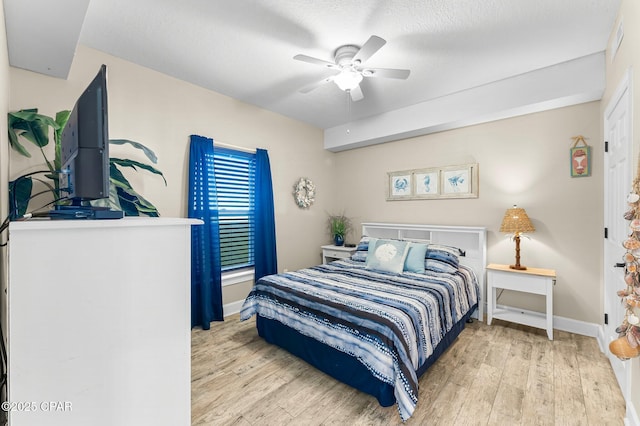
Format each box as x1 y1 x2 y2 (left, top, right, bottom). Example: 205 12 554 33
602 67 633 408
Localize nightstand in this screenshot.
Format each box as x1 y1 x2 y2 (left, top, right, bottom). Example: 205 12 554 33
486 263 556 340
321 245 357 264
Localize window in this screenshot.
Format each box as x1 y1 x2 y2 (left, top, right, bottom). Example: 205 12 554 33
213 147 256 272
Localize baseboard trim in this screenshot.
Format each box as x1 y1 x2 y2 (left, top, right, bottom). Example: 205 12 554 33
553 313 601 338
626 399 640 426
492 303 601 338
224 300 244 317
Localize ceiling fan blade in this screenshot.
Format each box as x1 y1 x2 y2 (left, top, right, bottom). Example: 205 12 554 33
349 85 364 102
353 35 386 64
299 76 335 93
293 54 339 69
361 67 410 79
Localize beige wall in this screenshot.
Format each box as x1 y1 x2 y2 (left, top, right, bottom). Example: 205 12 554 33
8 45 606 320
8 45 336 304
334 102 603 324
603 0 640 415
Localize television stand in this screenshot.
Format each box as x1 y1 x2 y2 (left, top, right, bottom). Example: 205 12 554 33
49 205 124 220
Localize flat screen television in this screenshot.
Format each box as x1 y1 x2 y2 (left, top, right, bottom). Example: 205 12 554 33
56 64 122 219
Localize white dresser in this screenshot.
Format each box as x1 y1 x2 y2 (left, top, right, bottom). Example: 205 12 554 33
7 217 200 426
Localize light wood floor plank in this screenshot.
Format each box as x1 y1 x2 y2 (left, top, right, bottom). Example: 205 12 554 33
488 382 525 424
421 380 467 425
578 353 626 424
521 339 555 425
191 315 626 425
451 362 502 425
500 339 533 391
553 338 589 425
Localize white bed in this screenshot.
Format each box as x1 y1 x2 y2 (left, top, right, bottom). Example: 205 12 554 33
241 222 487 420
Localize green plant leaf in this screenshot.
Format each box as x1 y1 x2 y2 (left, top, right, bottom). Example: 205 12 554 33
109 162 133 188
8 109 58 148
108 164 138 216
115 186 140 216
327 212 352 238
8 112 33 157
8 176 33 219
7 131 31 157
54 110 71 170
110 139 158 164
108 163 160 217
110 157 167 185
54 110 71 132
115 186 159 217
8 109 165 219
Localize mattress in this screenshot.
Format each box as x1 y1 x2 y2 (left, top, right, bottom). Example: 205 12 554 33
240 258 479 420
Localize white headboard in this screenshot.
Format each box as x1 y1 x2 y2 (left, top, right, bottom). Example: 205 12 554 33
361 222 487 321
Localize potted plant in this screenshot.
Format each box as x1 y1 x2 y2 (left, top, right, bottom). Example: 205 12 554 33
8 108 166 218
327 213 352 246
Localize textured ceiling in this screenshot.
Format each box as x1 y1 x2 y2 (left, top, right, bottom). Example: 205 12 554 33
5 0 621 130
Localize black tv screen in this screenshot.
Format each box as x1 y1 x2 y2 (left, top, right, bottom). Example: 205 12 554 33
59 64 109 202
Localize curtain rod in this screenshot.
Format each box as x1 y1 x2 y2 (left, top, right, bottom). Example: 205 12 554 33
213 140 256 154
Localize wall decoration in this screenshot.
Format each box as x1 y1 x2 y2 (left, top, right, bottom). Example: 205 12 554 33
293 177 315 208
440 164 478 199
570 135 591 177
414 169 439 198
387 163 479 201
387 172 413 200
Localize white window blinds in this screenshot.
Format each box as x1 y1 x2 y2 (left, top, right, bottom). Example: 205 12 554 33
213 147 256 271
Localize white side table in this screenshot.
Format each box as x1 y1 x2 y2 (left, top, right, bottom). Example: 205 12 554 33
486 263 556 340
321 244 357 264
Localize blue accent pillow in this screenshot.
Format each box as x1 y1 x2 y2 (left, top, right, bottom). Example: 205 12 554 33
425 244 460 273
365 239 410 274
350 236 371 262
404 242 428 273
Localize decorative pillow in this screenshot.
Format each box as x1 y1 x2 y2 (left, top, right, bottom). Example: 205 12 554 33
404 242 428 273
425 244 461 273
350 236 371 262
365 238 410 274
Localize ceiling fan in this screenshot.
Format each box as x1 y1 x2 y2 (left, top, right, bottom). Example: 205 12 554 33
294 35 410 102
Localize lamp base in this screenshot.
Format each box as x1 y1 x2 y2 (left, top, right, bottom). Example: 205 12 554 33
510 234 527 270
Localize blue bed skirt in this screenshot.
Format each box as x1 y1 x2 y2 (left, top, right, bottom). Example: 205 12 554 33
256 303 477 407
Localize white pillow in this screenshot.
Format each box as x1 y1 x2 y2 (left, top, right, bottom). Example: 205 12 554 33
365 238 411 274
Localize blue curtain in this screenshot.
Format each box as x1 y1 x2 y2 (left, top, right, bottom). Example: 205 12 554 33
254 149 278 281
188 135 223 329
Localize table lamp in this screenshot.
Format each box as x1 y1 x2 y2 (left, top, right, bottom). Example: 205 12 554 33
500 205 535 270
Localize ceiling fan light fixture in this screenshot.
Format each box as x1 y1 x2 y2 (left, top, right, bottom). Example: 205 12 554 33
334 69 363 91
294 35 410 100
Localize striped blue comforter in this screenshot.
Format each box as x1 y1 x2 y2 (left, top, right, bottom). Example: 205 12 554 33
240 259 479 421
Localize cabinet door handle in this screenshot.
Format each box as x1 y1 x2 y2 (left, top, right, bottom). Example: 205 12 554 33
615 262 626 268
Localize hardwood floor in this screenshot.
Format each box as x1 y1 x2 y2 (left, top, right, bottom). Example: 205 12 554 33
191 314 625 425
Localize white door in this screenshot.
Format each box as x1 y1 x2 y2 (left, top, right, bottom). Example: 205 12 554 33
604 69 632 402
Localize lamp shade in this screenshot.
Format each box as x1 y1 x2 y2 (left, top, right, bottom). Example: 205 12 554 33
333 70 363 91
499 205 535 234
